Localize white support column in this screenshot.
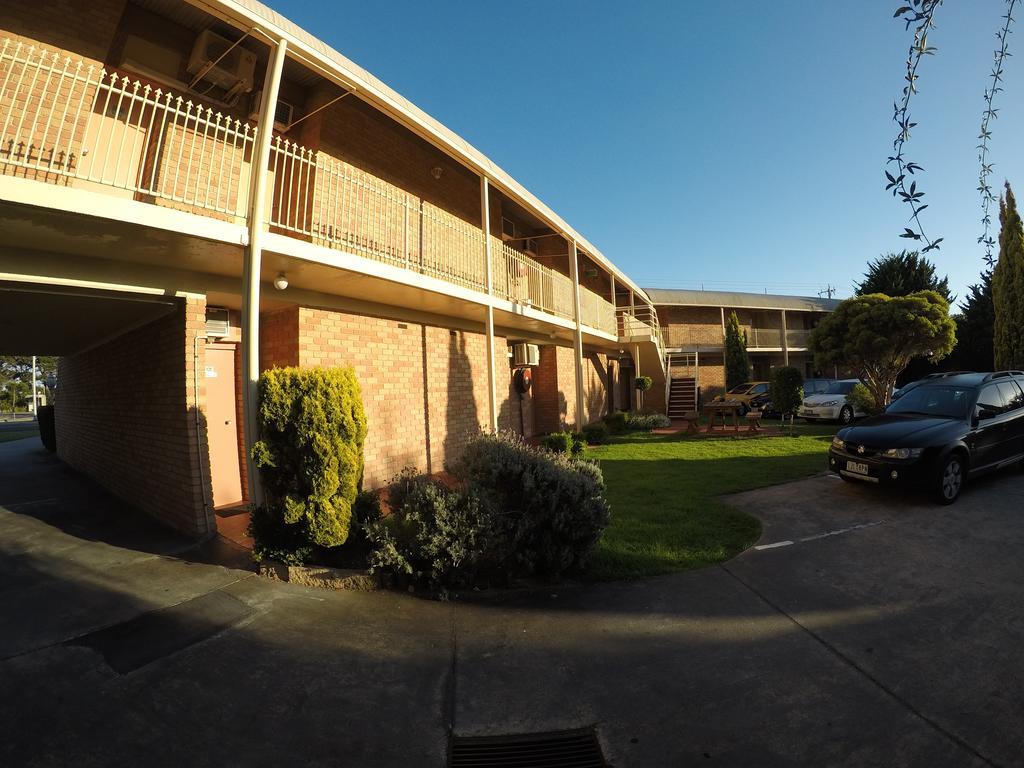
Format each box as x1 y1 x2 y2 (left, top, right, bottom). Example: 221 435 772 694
241 37 288 506
633 342 642 411
569 239 586 428
31 355 37 413
481 176 498 431
781 309 789 366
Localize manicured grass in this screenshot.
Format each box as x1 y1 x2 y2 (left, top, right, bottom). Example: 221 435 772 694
0 429 37 443
586 427 837 580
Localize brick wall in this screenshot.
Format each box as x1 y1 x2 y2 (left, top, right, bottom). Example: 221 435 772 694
698 353 726 400
2 0 126 63
532 344 608 433
55 296 213 536
659 306 724 348
273 307 500 487
260 306 300 369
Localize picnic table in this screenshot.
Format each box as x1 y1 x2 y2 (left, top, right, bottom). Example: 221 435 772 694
703 400 744 433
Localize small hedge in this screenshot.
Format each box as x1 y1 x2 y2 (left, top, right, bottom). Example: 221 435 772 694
365 432 611 591
581 421 610 445
541 430 585 456
603 411 627 434
250 366 368 562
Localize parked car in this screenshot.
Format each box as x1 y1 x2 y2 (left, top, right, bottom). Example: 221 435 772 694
714 381 770 415
892 371 974 401
799 379 866 424
755 377 834 418
803 378 835 396
828 371 1024 503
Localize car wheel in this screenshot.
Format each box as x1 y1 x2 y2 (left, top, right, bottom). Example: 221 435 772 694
934 453 965 505
838 405 854 425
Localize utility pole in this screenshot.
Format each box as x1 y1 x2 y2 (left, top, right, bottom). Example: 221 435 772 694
818 285 836 300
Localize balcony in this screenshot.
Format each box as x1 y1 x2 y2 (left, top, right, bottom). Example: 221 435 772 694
745 327 783 349
786 328 811 349
0 39 617 337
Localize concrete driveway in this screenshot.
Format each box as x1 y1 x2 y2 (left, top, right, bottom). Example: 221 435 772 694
2 436 1023 767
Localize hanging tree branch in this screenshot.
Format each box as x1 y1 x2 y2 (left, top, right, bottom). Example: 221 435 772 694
977 0 1017 267
887 1 944 254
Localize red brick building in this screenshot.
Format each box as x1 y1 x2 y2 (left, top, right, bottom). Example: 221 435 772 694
0 0 665 537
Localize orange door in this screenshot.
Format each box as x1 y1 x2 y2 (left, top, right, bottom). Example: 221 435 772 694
205 345 243 509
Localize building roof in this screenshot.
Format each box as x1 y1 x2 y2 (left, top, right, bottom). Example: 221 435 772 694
643 288 842 312
200 0 649 299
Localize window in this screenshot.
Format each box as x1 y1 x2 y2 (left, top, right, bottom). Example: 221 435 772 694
996 380 1024 411
975 384 1004 417
888 386 973 420
751 384 769 395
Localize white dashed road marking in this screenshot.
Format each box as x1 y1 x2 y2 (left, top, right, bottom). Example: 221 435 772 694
755 520 887 551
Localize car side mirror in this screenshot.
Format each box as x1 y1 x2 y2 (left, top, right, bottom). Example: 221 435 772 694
977 408 997 422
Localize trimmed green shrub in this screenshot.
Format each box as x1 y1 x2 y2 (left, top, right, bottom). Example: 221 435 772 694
624 411 671 431
603 411 627 434
634 375 653 391
541 430 585 456
250 366 368 560
581 421 610 445
770 366 804 418
365 470 489 592
37 405 56 452
846 383 879 415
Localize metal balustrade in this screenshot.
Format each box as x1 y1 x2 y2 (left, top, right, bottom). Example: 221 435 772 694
786 328 811 348
0 39 256 218
0 38 620 335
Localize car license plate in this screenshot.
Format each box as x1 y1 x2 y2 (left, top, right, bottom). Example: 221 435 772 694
803 410 816 417
846 461 869 476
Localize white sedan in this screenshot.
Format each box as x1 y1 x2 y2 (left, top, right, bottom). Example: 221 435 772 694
798 379 866 425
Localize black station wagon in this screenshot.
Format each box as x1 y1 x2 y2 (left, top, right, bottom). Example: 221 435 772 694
828 372 1024 504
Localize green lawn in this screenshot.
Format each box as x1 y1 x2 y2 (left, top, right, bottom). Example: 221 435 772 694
586 424 837 580
0 429 37 443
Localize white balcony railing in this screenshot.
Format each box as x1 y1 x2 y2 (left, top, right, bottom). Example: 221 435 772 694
492 238 574 319
0 38 619 335
0 40 256 219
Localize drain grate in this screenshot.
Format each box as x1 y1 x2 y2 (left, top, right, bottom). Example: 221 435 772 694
448 727 607 767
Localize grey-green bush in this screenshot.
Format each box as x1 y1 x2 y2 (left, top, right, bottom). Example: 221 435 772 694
250 366 368 560
624 411 671 431
364 469 488 591
456 431 611 579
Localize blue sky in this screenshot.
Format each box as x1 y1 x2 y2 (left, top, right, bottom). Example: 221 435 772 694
277 0 1023 304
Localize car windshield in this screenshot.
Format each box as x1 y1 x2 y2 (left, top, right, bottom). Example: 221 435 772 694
727 385 753 394
885 385 972 419
823 381 857 395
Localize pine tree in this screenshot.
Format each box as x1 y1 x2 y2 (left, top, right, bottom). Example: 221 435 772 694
856 250 952 303
724 311 750 390
993 182 1024 370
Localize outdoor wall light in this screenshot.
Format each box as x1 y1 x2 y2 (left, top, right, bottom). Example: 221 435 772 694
430 165 444 180
273 273 289 291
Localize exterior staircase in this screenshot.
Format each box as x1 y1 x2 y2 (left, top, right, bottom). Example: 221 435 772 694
667 377 697 419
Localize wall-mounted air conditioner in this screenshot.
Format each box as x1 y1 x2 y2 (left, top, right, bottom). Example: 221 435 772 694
187 29 257 104
512 343 540 367
249 90 296 132
205 307 230 338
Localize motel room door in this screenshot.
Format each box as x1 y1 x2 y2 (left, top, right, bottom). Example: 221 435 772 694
205 345 243 508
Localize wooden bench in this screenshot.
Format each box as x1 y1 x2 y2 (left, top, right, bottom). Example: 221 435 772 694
745 410 762 432
682 411 701 435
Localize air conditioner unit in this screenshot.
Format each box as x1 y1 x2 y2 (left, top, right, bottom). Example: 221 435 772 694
187 29 257 103
249 90 296 132
512 343 540 367
205 307 230 339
